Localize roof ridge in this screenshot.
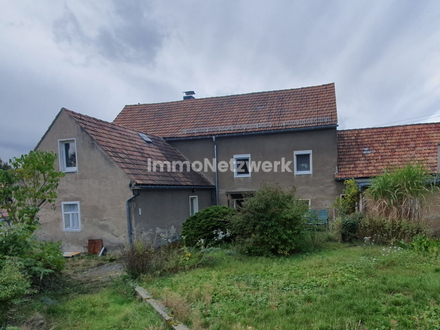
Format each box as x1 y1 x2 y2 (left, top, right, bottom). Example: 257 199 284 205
338 121 440 133
124 82 335 107
64 108 158 137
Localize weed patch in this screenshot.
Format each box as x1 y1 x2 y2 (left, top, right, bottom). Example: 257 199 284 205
144 245 440 329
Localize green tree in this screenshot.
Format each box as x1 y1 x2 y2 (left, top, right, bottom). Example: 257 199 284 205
333 179 359 215
0 158 10 170
0 150 64 227
0 151 66 322
231 183 308 256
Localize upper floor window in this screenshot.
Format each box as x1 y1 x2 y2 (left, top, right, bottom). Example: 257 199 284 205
58 139 77 172
62 201 81 231
234 154 251 178
294 150 312 175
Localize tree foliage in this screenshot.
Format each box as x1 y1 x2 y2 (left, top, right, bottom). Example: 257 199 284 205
333 179 359 215
0 158 10 170
0 150 66 319
0 150 65 226
231 183 308 256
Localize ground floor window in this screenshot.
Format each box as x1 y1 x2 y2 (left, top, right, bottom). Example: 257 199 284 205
227 192 255 210
62 201 81 231
189 196 199 216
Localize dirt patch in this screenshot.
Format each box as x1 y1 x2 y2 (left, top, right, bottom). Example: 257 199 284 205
64 254 125 285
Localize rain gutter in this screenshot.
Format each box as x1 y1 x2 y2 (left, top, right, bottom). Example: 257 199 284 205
163 124 337 142
213 136 219 205
126 194 137 249
134 185 215 190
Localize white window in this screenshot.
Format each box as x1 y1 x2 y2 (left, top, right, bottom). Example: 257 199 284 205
58 139 77 172
233 154 251 178
299 199 311 209
189 196 199 216
294 150 312 175
62 202 81 231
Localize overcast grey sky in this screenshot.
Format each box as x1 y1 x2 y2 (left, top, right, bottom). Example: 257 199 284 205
1 1 440 162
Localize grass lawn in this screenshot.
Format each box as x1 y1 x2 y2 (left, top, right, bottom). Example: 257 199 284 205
5 256 167 330
143 243 440 330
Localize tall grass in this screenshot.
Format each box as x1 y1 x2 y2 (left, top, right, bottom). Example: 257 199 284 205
365 164 437 222
144 245 440 330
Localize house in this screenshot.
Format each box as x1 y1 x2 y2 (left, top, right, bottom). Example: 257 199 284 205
35 83 342 251
336 123 440 231
114 83 340 208
36 109 214 252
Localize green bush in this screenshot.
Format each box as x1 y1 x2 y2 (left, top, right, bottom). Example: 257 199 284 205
411 235 440 257
0 259 32 323
182 205 237 247
123 241 170 279
0 223 65 284
333 179 359 215
358 216 428 244
341 212 364 243
231 184 308 256
123 240 208 279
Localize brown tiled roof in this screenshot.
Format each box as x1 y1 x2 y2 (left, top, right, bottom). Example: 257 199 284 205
336 123 440 179
113 83 337 138
64 109 213 187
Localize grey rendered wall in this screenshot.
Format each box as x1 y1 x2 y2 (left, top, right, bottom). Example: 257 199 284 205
169 128 342 211
36 110 133 252
132 188 214 242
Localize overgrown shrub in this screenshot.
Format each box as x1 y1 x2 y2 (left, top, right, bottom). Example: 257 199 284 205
182 205 237 247
410 235 440 257
333 179 359 215
0 223 65 284
123 241 171 279
358 216 428 244
341 212 364 243
0 259 32 324
123 240 207 279
231 184 308 256
365 163 437 221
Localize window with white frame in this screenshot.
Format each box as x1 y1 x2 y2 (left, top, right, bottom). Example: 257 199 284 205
299 199 311 209
233 154 251 178
294 150 312 175
189 196 199 216
58 139 77 172
62 202 81 231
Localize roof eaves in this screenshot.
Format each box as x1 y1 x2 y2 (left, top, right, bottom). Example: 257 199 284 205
164 124 338 141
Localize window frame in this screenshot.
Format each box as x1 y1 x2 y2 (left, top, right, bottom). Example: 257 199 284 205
189 196 199 216
294 150 313 175
233 154 251 178
61 201 81 231
58 138 78 173
299 199 311 209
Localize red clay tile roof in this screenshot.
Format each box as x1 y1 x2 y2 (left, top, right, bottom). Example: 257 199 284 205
64 109 213 187
336 123 440 179
113 83 337 138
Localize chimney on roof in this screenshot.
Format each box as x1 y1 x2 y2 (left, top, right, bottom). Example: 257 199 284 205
183 91 195 100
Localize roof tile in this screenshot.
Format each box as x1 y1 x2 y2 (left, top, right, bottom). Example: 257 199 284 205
113 83 337 137
64 109 213 187
336 123 440 178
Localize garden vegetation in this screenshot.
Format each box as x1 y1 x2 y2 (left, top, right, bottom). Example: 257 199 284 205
0 151 65 324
